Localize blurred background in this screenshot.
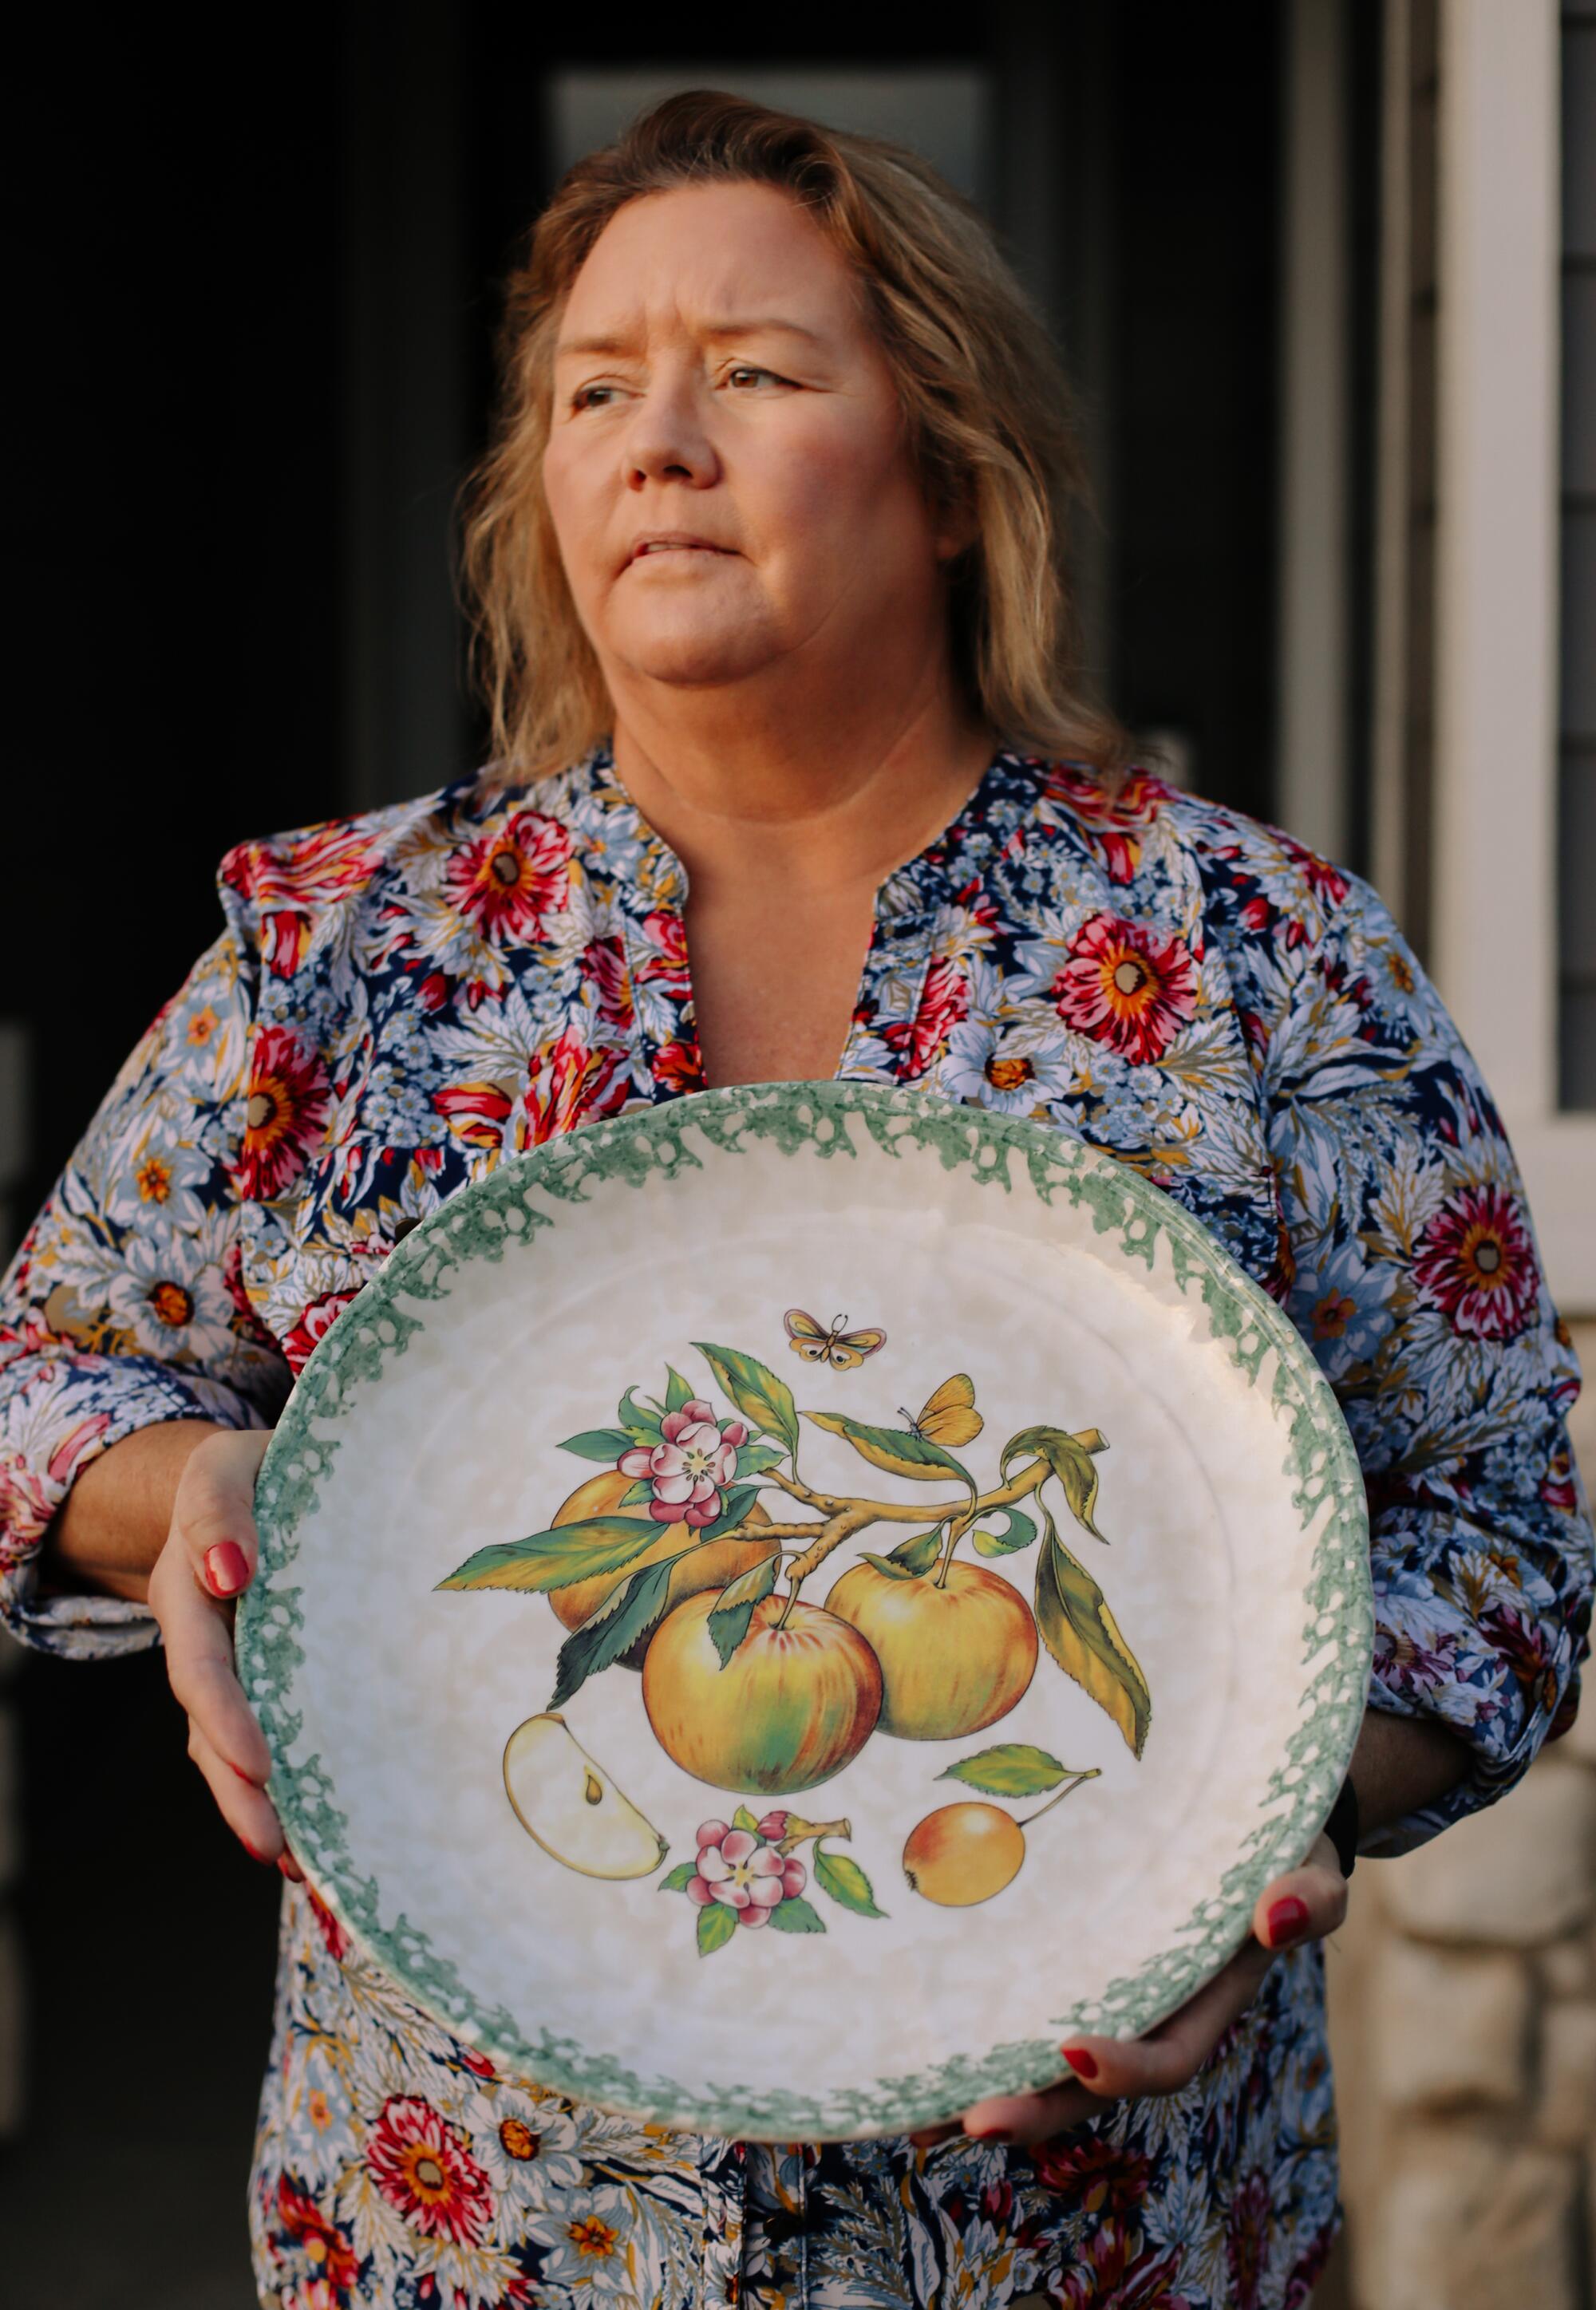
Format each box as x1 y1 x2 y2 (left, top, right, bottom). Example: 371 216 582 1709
2 2 1592 2303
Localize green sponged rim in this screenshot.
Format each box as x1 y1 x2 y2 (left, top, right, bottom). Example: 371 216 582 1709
237 1080 1372 2141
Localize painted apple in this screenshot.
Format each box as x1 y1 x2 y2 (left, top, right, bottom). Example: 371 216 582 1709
824 1558 1038 1739
641 1591 883 1795
547 1467 778 1664
902 1800 1026 1906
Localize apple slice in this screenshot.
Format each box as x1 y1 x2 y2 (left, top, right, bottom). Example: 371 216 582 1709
502 1712 669 1880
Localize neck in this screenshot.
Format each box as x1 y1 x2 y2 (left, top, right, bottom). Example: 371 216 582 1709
608 649 996 896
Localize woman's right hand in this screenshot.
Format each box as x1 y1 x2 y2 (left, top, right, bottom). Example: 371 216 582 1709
145 1426 303 1880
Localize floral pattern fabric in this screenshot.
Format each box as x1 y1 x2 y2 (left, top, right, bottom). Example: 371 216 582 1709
2 745 1590 2308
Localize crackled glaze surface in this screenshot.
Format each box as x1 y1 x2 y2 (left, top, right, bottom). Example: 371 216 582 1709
239 1081 1371 2140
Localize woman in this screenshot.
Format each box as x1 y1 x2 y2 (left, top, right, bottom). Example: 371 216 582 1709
2 92 1590 2310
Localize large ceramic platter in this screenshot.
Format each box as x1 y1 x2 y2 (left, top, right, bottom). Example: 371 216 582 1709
239 1082 1371 2142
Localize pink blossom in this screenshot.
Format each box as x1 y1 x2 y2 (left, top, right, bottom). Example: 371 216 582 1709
696 1829 787 1915
618 1398 747 1527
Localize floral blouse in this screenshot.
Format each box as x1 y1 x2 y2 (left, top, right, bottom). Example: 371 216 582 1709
2 746 1590 2310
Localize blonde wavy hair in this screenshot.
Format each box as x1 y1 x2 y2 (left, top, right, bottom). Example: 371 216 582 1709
460 88 1127 782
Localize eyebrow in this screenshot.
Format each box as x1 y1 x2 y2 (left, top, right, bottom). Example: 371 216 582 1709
554 318 828 360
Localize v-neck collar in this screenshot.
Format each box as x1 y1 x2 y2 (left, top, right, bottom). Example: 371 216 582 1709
564 742 1040 1102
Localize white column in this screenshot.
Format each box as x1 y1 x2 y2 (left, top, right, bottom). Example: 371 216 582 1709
1432 0 1561 1114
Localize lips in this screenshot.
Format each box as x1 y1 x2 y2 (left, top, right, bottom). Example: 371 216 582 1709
626 535 735 566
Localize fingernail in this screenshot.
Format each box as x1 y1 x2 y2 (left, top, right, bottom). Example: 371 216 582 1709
1266 1896 1310 1946
967 2126 1012 2142
239 1835 273 1865
204 1541 250 1596
278 1851 305 1884
1061 2047 1099 2079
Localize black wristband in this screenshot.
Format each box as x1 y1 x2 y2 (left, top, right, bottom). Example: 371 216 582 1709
1323 1778 1359 1878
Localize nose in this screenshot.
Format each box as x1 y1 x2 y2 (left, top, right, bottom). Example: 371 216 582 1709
622 369 719 492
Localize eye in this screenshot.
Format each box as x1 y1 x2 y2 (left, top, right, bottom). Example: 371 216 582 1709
725 365 786 390
570 384 618 413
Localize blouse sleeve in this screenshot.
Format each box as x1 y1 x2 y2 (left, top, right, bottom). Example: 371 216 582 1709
0 877 291 1658
1263 870 1594 1854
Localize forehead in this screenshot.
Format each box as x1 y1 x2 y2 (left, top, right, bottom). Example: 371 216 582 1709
557 180 867 345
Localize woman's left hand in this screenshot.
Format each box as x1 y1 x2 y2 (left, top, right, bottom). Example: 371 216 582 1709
909 1833 1348 2150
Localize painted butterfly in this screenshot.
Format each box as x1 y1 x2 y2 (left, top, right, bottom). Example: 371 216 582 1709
783 1309 888 1371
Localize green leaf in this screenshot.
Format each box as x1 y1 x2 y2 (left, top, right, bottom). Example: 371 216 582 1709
736 1441 791 1479
701 1483 760 1540
1001 1427 1108 1541
768 1894 826 1934
970 1508 1039 1559
557 1427 636 1463
804 1412 975 1503
707 1554 780 1666
658 1862 699 1893
814 1847 886 1918
732 1806 760 1835
617 1386 661 1439
859 1552 915 1581
663 1365 696 1416
938 1742 1073 1796
888 1528 946 1574
692 1342 801 1458
697 1901 737 1956
437 1518 678 1594
619 1479 654 1506
1034 1530 1151 1757
548 1558 675 1709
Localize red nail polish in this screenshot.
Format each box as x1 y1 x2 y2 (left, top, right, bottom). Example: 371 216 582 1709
967 2126 1012 2142
239 1836 272 1865
278 1852 304 1883
1061 2047 1098 2079
1267 1896 1310 1946
204 1541 250 1596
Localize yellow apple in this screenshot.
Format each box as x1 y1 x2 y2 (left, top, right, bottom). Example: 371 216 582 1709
903 1801 1026 1905
824 1558 1038 1739
641 1590 883 1795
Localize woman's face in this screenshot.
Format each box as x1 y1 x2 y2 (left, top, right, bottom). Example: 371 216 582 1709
543 180 962 701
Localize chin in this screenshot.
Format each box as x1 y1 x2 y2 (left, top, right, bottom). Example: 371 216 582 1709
610 610 777 688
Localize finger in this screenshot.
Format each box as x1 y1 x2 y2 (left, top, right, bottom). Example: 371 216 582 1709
153 1550 274 1787
1252 1837 1348 1953
175 1428 271 1602
953 2078 1100 2146
1057 1938 1276 2100
187 1717 289 1864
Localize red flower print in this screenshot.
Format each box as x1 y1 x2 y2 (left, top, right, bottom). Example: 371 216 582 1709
235 1027 330 1200
584 934 634 1029
1051 914 1199 1064
653 1038 705 1094
638 909 691 1000
1541 1448 1578 1513
1413 1182 1539 1342
305 1884 350 1964
445 811 572 944
886 955 969 1080
417 969 452 1013
282 1289 360 1376
224 821 385 911
1053 2216 1194 2310
1225 2169 1274 2310
1029 2134 1152 2216
433 1081 513 1151
264 910 312 978
523 1029 625 1148
276 2174 359 2292
366 2095 494 2246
